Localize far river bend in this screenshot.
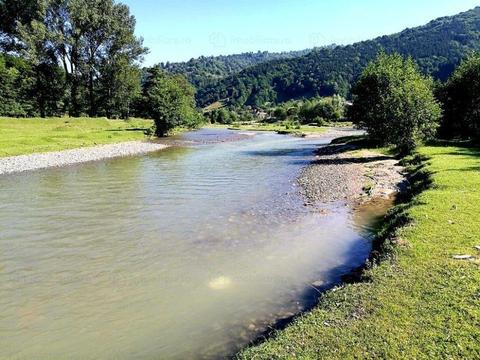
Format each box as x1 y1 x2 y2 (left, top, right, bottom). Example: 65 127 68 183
0 129 385 359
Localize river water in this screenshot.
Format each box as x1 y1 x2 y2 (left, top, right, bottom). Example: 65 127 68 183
0 129 384 359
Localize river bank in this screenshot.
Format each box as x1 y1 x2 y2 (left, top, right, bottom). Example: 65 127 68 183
239 145 480 359
0 126 354 176
0 141 169 175
0 117 154 157
298 141 406 206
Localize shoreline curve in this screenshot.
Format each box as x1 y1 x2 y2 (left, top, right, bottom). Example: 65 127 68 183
0 141 169 176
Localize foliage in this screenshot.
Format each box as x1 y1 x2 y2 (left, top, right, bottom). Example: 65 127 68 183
0 54 35 117
350 53 441 154
161 50 310 89
205 107 256 125
438 52 480 141
206 108 235 124
1 0 146 119
197 7 480 108
264 96 347 125
141 67 202 136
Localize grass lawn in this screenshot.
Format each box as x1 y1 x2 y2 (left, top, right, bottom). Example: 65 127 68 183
239 145 480 359
0 117 153 157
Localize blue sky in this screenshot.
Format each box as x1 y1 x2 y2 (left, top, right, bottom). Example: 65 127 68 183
122 0 480 65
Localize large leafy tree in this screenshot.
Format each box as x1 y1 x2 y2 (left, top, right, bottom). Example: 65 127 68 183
439 52 480 141
67 0 146 117
0 54 34 116
0 0 43 51
349 52 441 154
142 67 202 136
6 0 146 117
99 57 141 119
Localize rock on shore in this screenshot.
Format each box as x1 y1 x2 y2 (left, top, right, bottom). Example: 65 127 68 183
298 142 406 206
0 141 169 175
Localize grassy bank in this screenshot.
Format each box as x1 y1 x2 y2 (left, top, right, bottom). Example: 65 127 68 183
209 123 331 136
240 145 480 359
0 117 153 157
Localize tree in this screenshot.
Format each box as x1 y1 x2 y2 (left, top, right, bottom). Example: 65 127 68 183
68 0 146 117
99 57 141 119
273 107 288 121
0 54 38 117
349 52 441 154
0 0 43 51
439 52 480 141
14 0 146 117
142 67 202 136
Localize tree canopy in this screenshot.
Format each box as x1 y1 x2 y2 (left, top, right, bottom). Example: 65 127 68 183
0 0 146 118
140 67 202 136
349 53 441 154
439 52 480 141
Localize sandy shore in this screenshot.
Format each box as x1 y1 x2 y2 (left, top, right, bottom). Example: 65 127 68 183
298 141 406 206
0 141 169 176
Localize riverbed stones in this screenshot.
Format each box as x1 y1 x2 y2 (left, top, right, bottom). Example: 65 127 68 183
298 140 405 205
0 141 169 175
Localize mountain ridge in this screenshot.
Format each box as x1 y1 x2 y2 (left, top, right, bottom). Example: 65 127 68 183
192 6 480 107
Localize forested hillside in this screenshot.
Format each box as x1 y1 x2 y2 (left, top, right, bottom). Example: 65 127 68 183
196 7 480 107
160 50 311 89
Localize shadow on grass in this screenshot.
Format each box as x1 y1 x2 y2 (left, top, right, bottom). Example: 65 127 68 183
106 128 150 132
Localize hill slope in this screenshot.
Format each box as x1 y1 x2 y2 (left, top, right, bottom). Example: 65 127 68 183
160 50 311 89
197 7 480 107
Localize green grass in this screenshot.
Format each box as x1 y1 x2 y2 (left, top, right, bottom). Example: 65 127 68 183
239 145 480 359
209 123 329 136
0 117 154 157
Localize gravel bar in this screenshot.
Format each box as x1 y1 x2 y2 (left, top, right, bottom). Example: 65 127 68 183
0 141 169 175
298 142 406 206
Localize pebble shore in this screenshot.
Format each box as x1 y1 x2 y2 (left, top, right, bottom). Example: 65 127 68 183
298 142 406 206
0 141 169 175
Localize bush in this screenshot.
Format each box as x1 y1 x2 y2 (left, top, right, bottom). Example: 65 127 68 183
438 52 480 141
142 68 202 136
349 52 441 154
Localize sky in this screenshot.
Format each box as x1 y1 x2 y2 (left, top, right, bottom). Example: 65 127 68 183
121 0 480 65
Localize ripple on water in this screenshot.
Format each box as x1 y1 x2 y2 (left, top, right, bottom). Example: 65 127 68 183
0 129 384 359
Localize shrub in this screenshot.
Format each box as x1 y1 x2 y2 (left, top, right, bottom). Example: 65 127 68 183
438 52 480 141
349 52 441 154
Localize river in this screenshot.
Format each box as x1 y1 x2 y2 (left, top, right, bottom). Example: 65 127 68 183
0 129 384 359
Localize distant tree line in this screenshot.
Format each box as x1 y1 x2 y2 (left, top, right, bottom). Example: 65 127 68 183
0 0 203 135
161 50 311 89
195 7 480 108
205 95 346 126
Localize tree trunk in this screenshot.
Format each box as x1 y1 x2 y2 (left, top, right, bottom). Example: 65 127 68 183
36 66 46 118
89 68 95 117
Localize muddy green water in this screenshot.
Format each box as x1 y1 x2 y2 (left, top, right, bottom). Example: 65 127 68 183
0 129 385 359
